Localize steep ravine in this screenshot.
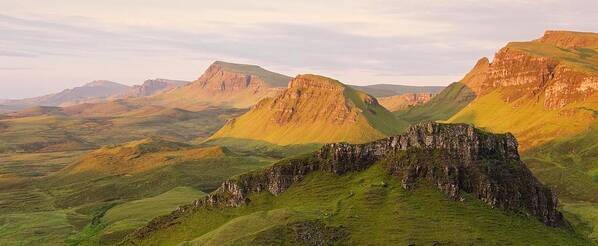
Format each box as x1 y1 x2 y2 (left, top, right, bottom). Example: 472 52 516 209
125 122 569 242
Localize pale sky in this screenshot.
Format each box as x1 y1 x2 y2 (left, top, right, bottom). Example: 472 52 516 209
1 0 596 99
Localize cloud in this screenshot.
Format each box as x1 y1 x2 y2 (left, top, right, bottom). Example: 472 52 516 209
0 0 596 98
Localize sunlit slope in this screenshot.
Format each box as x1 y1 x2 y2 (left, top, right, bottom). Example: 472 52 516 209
447 92 597 150
209 74 408 145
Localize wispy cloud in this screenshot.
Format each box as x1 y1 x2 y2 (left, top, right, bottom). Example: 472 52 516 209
0 0 596 98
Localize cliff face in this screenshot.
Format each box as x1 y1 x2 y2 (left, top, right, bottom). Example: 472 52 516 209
131 123 566 240
460 31 598 109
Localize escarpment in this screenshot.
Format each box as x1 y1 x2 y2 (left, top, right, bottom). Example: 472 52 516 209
460 31 598 109
128 123 567 241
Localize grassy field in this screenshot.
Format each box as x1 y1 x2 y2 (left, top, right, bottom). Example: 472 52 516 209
0 107 245 153
130 164 588 245
0 145 275 245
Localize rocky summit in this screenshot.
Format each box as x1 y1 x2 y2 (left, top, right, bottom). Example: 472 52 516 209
128 122 567 242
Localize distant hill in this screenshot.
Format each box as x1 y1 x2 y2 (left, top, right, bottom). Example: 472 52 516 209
349 84 445 97
0 78 189 112
209 74 408 145
377 93 435 112
139 61 292 111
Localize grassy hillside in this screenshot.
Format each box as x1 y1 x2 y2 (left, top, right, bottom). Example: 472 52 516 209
0 139 276 245
522 122 598 241
396 82 476 123
128 164 587 245
210 75 408 145
447 91 596 151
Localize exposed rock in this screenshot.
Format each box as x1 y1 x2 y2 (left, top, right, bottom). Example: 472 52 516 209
128 123 567 242
459 31 598 109
120 79 188 97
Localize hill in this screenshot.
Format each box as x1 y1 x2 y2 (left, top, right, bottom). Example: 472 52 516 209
124 123 586 245
140 61 292 110
446 30 597 150
0 78 190 113
349 84 445 97
60 138 227 175
209 74 408 145
377 92 435 112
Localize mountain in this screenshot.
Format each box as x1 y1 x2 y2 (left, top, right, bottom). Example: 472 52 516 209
118 78 189 98
0 79 190 113
349 84 445 97
378 92 435 112
446 30 597 150
124 123 586 245
209 74 408 145
141 61 292 111
0 80 130 108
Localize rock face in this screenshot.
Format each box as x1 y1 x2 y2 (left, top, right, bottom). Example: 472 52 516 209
460 30 598 109
209 74 407 145
130 123 567 240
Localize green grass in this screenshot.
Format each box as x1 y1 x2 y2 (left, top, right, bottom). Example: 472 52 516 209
396 82 476 124
130 164 588 245
202 138 321 159
69 187 206 245
0 107 244 153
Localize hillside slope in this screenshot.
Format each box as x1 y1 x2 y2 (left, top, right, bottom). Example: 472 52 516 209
447 30 598 150
209 74 408 145
124 123 585 245
377 93 435 112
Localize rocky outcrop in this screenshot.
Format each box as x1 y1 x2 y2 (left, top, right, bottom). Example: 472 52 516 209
459 31 598 109
129 123 567 241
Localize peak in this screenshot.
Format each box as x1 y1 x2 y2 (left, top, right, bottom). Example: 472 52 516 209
84 80 122 87
475 57 490 67
211 61 261 71
535 30 598 48
289 74 345 90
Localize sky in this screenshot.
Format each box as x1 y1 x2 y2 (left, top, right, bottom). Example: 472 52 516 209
0 0 596 99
